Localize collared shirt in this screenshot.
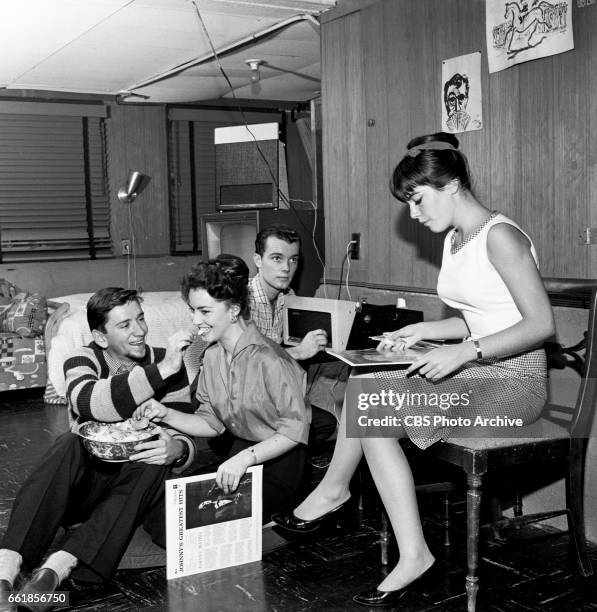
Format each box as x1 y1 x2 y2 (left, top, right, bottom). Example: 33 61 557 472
103 350 138 377
194 321 310 445
247 274 294 343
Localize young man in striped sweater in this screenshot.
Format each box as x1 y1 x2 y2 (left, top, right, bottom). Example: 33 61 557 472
0 288 196 612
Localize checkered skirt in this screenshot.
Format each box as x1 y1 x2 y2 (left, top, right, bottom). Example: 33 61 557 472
372 348 547 449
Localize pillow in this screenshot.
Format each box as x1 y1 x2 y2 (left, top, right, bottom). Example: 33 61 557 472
0 279 23 306
0 292 48 338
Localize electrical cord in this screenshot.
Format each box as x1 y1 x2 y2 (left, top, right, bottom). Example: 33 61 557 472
337 239 356 300
345 241 354 301
126 201 137 289
190 0 327 291
337 252 348 300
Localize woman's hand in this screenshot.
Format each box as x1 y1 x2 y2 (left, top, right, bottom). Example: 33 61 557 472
406 342 476 380
133 398 169 422
216 451 253 494
377 323 426 352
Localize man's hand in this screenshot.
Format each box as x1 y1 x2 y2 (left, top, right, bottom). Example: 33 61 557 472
157 326 197 379
128 426 186 465
288 329 328 360
216 451 253 494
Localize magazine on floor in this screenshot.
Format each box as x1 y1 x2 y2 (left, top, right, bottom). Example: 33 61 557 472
326 340 443 367
165 465 263 579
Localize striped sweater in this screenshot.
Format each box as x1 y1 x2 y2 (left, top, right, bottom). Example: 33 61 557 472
64 342 191 424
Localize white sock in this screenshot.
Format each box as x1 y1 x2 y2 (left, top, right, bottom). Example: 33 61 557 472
0 549 22 585
40 551 78 584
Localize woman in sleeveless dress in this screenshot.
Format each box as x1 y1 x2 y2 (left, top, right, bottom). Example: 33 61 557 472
273 132 555 606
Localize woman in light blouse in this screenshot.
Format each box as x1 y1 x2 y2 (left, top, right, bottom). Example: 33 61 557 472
135 255 310 522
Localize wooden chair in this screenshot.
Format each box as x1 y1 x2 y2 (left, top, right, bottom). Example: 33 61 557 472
380 279 597 612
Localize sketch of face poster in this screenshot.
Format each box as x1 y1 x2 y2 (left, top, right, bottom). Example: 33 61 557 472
441 52 482 134
486 0 574 73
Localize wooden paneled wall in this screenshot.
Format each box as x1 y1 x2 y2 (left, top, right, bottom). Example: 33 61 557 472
321 0 597 289
107 105 170 256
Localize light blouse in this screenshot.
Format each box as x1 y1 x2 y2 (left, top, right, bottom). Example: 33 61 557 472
194 321 310 444
436 213 538 339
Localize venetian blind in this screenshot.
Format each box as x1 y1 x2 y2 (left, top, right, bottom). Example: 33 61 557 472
0 114 110 261
169 119 236 253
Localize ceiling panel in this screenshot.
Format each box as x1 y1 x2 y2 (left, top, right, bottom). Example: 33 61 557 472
0 0 131 85
0 0 334 103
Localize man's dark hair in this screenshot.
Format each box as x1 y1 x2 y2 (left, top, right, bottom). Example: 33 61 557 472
87 287 143 333
254 224 301 256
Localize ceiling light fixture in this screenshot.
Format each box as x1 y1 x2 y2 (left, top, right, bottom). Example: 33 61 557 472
245 59 263 83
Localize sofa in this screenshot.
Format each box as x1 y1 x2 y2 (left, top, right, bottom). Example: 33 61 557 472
0 279 56 392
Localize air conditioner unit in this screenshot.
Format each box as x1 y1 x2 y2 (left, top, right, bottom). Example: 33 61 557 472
214 123 288 211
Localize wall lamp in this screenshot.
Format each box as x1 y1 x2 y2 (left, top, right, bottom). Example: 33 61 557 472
117 170 151 204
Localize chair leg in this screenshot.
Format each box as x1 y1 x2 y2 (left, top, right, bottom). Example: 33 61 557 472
566 441 593 577
489 496 504 541
465 473 483 612
513 489 523 518
380 508 390 566
512 488 523 533
442 491 451 547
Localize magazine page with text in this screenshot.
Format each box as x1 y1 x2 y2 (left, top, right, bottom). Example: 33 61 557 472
165 465 263 579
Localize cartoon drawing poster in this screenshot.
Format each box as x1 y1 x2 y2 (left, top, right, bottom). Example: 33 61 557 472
486 0 574 73
441 52 482 134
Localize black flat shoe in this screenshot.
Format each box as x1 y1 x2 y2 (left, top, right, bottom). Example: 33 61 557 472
353 562 435 608
271 497 354 533
0 579 15 612
17 568 60 612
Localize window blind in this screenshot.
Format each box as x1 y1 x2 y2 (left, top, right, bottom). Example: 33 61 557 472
168 119 246 253
0 114 110 261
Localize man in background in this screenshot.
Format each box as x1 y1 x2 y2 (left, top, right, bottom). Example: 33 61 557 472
249 224 339 447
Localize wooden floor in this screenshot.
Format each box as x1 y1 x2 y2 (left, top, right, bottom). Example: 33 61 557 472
1 389 597 611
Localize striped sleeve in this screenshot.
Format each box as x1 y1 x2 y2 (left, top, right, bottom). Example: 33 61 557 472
64 346 169 422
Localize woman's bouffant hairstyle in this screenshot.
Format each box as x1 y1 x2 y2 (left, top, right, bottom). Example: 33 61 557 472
389 132 474 203
181 254 249 317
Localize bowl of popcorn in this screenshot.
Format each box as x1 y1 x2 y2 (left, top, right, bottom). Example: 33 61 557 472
76 418 159 461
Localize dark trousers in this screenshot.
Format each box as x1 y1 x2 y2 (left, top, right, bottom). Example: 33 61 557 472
1 432 169 583
225 437 306 523
147 433 307 548
209 407 336 457
308 406 337 449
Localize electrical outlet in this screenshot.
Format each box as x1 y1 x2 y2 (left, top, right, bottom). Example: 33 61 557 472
121 239 131 255
350 233 360 259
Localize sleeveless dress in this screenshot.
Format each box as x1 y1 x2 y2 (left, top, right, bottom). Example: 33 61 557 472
366 214 547 449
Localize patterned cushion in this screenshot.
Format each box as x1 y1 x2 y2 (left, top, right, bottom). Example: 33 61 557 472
0 333 47 391
0 292 48 338
0 279 23 306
